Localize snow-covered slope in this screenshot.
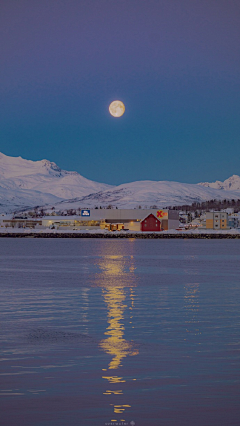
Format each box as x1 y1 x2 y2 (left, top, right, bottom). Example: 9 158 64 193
199 175 240 191
0 152 112 212
0 152 240 213
0 185 61 213
47 179 240 211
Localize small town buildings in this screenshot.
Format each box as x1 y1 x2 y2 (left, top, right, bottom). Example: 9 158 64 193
206 212 228 230
1 218 42 229
41 209 179 231
141 214 161 232
228 213 239 229
0 209 179 231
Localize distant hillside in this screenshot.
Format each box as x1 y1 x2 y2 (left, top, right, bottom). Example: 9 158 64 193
42 179 240 212
0 152 112 212
199 175 240 191
0 152 240 213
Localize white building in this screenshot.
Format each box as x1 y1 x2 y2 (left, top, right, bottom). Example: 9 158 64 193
41 209 179 231
0 209 179 231
228 213 239 229
206 212 228 230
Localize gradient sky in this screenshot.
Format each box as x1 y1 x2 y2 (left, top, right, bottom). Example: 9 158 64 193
1 0 240 185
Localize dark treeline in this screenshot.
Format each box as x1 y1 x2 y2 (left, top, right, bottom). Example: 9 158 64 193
16 199 240 219
167 199 240 214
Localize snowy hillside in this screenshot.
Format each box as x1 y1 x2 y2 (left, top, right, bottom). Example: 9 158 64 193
0 152 240 213
0 185 61 213
0 153 112 212
199 175 240 191
46 180 240 211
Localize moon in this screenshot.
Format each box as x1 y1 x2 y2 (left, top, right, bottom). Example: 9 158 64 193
109 100 125 117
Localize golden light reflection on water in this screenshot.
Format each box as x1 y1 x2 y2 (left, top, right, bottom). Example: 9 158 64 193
95 251 139 422
99 283 138 370
103 389 123 395
113 404 131 413
98 255 138 371
102 376 125 383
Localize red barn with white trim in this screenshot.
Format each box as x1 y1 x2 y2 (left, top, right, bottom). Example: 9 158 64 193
140 214 161 232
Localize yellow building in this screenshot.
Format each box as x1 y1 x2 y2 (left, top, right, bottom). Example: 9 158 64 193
206 212 228 230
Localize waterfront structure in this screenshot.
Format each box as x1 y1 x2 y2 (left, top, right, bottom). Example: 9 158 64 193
41 209 179 231
206 212 228 230
1 218 42 229
228 214 239 229
1 209 179 231
140 214 161 232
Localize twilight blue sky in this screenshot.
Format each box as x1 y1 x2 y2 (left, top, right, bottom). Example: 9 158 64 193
0 0 240 185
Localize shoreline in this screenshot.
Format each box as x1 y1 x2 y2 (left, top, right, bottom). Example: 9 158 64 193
0 232 240 239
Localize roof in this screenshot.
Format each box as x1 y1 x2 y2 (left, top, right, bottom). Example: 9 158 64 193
140 213 161 223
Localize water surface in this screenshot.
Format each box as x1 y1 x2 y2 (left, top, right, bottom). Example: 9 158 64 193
0 238 240 426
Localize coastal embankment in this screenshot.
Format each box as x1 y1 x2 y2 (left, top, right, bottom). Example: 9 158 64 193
0 231 240 239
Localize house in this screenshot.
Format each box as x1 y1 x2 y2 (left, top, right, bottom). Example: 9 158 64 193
228 214 239 229
140 214 161 232
206 212 228 230
1 209 179 232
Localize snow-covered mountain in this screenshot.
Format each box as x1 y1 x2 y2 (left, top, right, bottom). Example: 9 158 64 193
0 185 61 213
0 152 240 213
48 179 240 211
0 153 112 212
199 175 240 191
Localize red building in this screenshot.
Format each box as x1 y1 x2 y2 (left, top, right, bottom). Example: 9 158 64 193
140 214 161 232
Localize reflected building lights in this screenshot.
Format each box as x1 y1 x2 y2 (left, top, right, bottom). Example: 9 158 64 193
102 376 125 383
97 255 138 371
99 283 138 370
95 251 139 422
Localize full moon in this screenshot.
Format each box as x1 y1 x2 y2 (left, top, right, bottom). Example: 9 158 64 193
109 100 125 117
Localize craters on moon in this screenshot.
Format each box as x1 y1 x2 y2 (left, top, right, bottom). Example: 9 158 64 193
109 100 125 117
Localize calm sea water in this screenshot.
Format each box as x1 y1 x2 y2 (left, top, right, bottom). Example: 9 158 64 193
0 238 240 426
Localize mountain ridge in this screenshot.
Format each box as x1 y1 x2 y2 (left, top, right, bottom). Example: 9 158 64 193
198 174 240 191
0 152 112 211
49 179 240 211
0 152 239 212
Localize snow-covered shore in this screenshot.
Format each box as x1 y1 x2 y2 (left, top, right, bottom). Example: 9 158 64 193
0 228 240 238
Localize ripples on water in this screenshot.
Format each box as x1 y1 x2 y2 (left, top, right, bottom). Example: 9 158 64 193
0 238 240 426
